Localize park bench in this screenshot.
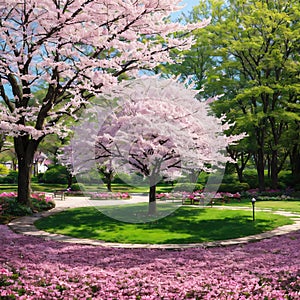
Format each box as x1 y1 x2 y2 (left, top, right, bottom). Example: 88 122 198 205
53 190 66 201
182 197 215 207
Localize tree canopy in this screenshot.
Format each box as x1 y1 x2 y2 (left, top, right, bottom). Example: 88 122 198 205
0 0 208 205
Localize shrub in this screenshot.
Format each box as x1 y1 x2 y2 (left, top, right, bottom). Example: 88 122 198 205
206 183 250 193
31 196 55 211
243 169 258 189
37 172 45 183
278 171 295 187
197 172 209 185
221 174 238 184
175 183 204 192
77 168 102 184
224 162 236 174
43 165 69 184
0 164 9 176
0 192 55 220
1 171 18 184
70 183 85 191
276 181 287 190
0 197 32 216
112 173 134 185
291 189 300 198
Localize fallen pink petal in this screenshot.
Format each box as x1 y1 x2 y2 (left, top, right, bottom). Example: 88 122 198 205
1 225 299 299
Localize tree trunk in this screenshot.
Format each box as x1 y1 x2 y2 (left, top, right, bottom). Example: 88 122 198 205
12 157 17 171
17 157 33 207
255 148 265 192
254 125 266 192
14 136 39 207
227 148 251 183
67 172 73 189
0 134 6 152
267 154 271 179
98 168 114 192
148 179 157 215
104 170 114 192
107 176 112 192
290 145 300 185
270 150 278 189
236 164 244 183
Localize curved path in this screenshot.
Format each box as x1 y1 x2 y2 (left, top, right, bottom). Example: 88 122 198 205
8 195 300 249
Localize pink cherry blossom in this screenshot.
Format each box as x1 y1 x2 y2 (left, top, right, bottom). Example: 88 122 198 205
0 0 209 206
0 0 209 140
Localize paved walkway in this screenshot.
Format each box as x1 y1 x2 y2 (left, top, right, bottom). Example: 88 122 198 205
8 195 300 249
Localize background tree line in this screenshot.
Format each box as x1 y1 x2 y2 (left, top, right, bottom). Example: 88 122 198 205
157 0 300 191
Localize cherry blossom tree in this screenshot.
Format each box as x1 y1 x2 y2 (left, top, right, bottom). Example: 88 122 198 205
58 143 115 191
94 77 244 214
0 0 209 207
93 136 115 192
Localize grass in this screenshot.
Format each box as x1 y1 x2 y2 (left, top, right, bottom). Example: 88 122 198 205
35 206 293 244
0 182 173 194
0 183 68 192
255 200 300 213
219 198 300 213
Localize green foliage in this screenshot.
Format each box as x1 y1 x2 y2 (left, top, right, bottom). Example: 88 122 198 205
0 171 18 184
70 183 85 191
222 173 238 184
197 172 209 185
37 172 45 183
221 182 250 192
242 169 258 189
0 193 55 224
43 165 69 184
31 197 55 212
158 0 300 191
112 173 146 186
207 182 250 193
278 171 297 187
175 183 204 192
0 164 9 176
1 197 32 216
76 168 101 184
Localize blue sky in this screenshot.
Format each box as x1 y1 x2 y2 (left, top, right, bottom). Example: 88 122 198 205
179 0 199 13
171 0 199 19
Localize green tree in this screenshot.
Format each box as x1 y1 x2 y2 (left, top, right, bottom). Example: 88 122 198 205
160 0 300 190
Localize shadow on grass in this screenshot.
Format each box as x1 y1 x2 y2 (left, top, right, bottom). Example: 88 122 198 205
35 206 292 244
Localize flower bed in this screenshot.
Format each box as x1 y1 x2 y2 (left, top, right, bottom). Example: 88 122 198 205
89 192 131 200
156 192 183 200
243 188 300 200
0 192 55 223
0 225 299 299
157 191 241 205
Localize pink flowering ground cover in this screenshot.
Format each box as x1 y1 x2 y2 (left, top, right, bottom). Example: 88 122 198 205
0 226 299 299
89 192 131 200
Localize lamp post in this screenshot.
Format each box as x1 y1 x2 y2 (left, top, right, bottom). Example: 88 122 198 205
251 197 256 221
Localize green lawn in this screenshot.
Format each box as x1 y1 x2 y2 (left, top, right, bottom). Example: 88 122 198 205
0 183 69 192
220 199 300 213
35 206 293 244
255 200 300 213
0 182 173 194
